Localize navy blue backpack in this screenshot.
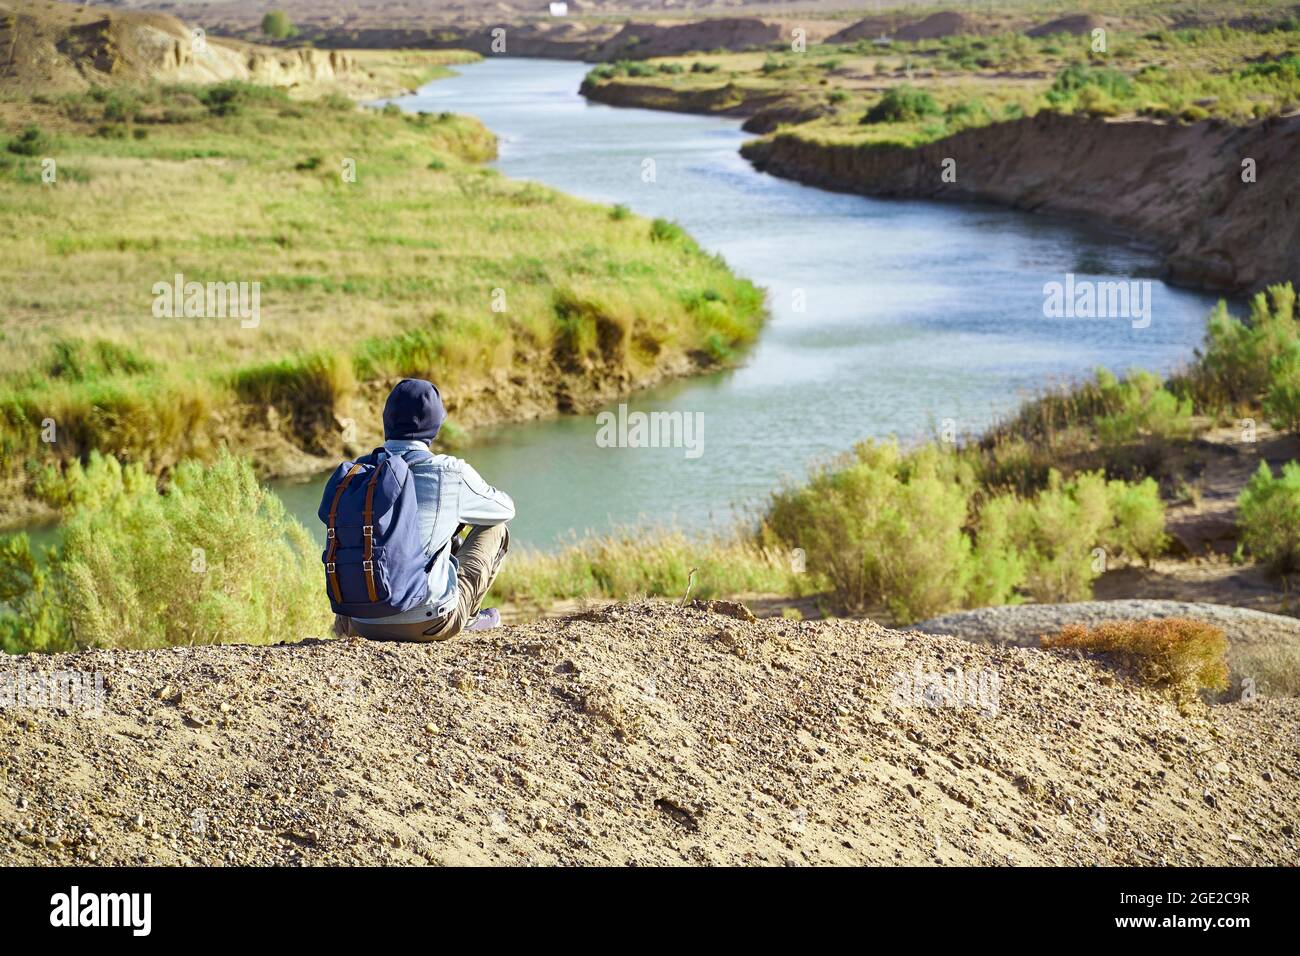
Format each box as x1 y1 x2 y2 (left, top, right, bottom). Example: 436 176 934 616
317 447 431 618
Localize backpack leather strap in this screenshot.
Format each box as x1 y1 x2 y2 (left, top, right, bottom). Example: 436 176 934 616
361 462 384 603
325 462 364 604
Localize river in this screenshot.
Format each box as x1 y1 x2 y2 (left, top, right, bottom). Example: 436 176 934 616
269 57 1221 548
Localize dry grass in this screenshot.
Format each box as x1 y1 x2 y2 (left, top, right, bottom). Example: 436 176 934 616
1044 618 1230 699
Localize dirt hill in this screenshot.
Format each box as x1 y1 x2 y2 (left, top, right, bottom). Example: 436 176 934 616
0 0 359 90
1 601 1295 865
742 110 1300 294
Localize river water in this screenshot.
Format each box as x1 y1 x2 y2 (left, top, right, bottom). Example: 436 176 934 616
269 57 1221 548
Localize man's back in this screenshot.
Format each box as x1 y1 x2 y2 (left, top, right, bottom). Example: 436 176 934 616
375 438 515 614
338 378 514 640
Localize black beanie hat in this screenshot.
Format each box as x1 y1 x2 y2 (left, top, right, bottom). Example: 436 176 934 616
383 379 446 443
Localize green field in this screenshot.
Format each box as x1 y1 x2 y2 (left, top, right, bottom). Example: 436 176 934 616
585 17 1300 148
0 78 764 518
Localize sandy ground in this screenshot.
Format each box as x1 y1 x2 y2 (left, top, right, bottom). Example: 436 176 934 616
1 601 1296 866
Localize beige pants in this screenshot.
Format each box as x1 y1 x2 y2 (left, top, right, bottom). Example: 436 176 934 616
341 524 509 643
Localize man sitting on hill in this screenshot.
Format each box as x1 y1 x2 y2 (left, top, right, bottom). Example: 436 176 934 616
326 378 514 641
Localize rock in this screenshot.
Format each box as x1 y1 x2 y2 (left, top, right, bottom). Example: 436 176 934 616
707 600 756 623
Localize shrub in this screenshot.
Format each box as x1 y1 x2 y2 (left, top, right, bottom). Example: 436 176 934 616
102 91 140 123
649 217 688 243
1077 85 1120 117
261 10 296 39
1103 477 1168 564
6 125 49 156
1236 460 1300 572
1044 619 1229 698
944 97 992 129
1193 284 1297 410
1094 368 1193 446
763 442 975 622
861 85 941 124
0 452 329 652
979 470 1113 603
1046 65 1133 108
1263 339 1300 432
762 439 1167 619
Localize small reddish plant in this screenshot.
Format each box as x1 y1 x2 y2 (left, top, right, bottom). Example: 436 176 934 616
1044 618 1229 698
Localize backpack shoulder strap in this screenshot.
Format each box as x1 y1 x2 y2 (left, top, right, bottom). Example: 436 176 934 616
361 463 385 603
324 462 365 605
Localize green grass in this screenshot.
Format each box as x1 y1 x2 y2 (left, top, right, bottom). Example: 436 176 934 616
1 451 328 652
582 19 1300 151
489 529 798 609
0 81 765 507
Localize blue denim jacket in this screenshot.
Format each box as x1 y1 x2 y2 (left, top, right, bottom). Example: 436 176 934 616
351 439 515 624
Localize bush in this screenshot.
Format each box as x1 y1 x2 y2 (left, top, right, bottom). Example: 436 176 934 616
6 125 49 156
1094 368 1193 446
1046 65 1134 108
763 442 1167 619
861 85 941 124
1104 477 1168 564
763 443 972 621
975 471 1165 602
944 97 992 129
0 452 329 653
261 10 296 39
649 218 688 243
1236 460 1300 572
1264 339 1300 432
1044 619 1229 698
1193 284 1297 410
1076 85 1120 117
978 471 1112 603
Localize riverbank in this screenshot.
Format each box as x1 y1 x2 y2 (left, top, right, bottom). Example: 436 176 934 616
0 44 764 528
580 18 1300 295
741 112 1300 294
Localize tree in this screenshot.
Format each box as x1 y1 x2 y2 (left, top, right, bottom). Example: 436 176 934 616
261 10 296 40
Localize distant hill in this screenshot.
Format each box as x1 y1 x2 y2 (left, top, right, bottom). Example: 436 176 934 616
0 0 359 89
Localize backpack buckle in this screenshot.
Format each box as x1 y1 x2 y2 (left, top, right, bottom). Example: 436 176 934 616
362 525 374 537
326 527 335 539
325 562 336 573
363 560 374 572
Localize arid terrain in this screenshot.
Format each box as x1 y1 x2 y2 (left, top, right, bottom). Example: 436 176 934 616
2 602 1297 865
